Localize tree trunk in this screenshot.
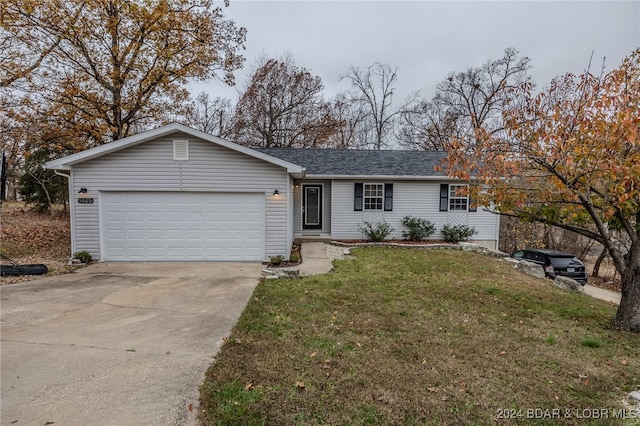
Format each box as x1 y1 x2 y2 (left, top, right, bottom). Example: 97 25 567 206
613 266 640 332
592 246 607 277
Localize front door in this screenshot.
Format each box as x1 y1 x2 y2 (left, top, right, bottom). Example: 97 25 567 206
302 184 322 230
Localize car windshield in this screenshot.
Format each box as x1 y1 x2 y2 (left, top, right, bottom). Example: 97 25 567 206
549 256 578 267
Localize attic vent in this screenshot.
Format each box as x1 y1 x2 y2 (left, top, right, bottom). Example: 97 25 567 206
173 139 189 161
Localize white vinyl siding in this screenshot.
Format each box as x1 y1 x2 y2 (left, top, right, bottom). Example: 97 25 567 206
71 132 290 261
331 180 499 248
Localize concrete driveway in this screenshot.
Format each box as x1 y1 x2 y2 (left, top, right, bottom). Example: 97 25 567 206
1 262 262 426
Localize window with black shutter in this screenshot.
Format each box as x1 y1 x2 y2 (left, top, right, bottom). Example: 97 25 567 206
354 183 363 211
439 184 449 211
384 183 393 211
354 183 393 211
440 183 475 212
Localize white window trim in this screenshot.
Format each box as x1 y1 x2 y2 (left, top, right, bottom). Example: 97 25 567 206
364 183 384 211
449 184 469 211
173 139 189 161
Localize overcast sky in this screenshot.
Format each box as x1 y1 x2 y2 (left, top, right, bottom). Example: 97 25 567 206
193 0 640 103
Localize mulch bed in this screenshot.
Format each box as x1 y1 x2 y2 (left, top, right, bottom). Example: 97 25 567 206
265 242 302 268
333 239 456 246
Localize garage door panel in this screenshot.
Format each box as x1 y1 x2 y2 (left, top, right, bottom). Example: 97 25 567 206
107 211 124 222
167 229 184 240
166 212 183 222
187 212 203 222
147 212 163 222
108 247 125 257
205 212 222 222
186 247 204 257
148 247 166 257
107 229 124 239
126 229 142 239
127 247 145 257
166 247 184 257
102 192 265 261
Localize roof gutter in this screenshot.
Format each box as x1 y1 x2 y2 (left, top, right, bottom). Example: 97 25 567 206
301 174 463 181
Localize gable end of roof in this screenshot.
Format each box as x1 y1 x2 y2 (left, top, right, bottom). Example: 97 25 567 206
44 123 304 174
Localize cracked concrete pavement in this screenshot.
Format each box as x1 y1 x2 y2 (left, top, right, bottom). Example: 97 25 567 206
1 262 262 426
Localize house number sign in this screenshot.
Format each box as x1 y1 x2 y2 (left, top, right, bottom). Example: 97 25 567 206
78 198 94 204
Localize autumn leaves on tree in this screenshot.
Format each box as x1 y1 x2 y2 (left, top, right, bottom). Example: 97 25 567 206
1 0 246 148
443 49 640 331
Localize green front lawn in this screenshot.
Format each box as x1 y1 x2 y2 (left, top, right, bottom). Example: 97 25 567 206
200 247 639 425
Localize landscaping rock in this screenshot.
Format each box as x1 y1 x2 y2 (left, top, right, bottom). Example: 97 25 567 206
553 276 584 293
274 268 300 279
514 260 546 279
326 244 348 260
262 266 300 279
459 242 509 258
628 391 640 403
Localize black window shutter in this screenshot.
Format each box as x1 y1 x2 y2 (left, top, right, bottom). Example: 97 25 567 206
439 184 449 212
384 183 393 211
354 183 363 211
469 196 477 212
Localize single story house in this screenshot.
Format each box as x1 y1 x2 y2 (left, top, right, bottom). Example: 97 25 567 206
45 123 500 262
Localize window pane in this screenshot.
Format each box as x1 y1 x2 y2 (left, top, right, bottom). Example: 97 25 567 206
363 184 384 210
305 187 320 225
450 185 464 197
449 198 468 211
449 184 468 211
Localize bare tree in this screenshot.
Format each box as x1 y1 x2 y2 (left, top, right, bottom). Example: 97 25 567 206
342 62 417 150
398 48 531 151
325 93 370 149
230 55 339 148
187 92 233 137
435 47 532 146
397 97 459 150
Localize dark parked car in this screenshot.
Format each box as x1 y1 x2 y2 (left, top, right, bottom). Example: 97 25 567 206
511 249 588 284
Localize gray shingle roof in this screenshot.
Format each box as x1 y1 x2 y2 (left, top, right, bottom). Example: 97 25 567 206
255 148 447 177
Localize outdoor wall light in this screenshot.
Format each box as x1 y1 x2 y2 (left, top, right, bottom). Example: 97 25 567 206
273 189 280 196
78 188 88 193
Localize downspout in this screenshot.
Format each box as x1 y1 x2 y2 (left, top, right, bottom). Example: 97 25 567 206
54 170 70 179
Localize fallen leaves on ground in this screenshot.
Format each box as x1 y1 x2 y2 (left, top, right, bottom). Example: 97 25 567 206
1 202 73 285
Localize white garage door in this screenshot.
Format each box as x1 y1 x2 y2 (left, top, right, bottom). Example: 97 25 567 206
101 192 265 261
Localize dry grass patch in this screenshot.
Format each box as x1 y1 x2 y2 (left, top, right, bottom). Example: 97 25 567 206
200 247 639 425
